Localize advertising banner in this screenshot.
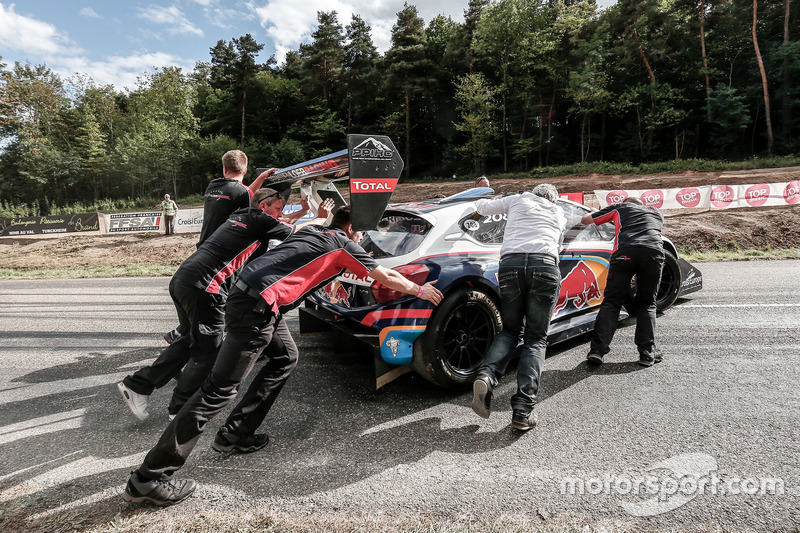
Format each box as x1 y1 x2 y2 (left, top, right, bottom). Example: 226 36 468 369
175 208 204 233
595 181 800 211
106 212 162 233
0 213 100 237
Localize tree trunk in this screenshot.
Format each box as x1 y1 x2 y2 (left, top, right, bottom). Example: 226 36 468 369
700 0 711 122
502 91 508 172
781 0 791 141
405 85 411 180
752 0 774 154
241 89 247 145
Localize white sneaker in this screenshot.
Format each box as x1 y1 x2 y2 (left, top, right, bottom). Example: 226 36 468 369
117 382 149 421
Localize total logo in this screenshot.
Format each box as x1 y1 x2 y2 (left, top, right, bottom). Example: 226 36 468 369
711 185 735 208
554 260 606 312
606 190 628 205
744 184 770 207
676 187 702 208
640 189 664 208
351 178 398 193
784 181 800 204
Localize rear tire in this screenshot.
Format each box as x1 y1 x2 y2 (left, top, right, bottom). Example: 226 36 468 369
631 251 681 312
655 251 681 311
412 288 501 390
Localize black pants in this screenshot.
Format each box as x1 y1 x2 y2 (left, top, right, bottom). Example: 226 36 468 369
138 290 298 481
164 215 175 235
124 279 224 414
589 246 664 356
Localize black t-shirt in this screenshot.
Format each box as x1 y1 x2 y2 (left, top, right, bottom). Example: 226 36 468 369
591 202 664 251
197 177 253 247
238 225 379 315
176 208 293 297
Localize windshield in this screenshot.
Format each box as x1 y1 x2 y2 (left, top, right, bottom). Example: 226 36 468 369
359 211 432 258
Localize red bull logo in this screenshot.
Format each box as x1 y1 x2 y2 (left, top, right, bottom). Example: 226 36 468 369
606 190 628 205
640 189 664 208
711 185 734 208
784 181 800 205
321 280 351 307
745 184 770 207
676 187 701 208
555 261 606 312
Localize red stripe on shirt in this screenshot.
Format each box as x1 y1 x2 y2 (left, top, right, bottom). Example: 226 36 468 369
206 240 261 294
592 210 621 252
259 248 374 313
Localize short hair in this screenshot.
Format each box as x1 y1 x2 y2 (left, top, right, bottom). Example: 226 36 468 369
222 150 247 175
164 194 170 198
475 176 489 186
624 197 643 205
330 205 352 229
251 188 282 208
532 183 558 203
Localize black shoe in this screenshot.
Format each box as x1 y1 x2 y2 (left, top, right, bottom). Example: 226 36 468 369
211 427 269 453
511 409 538 431
122 471 196 506
471 376 492 419
163 328 181 345
587 352 604 365
639 351 656 367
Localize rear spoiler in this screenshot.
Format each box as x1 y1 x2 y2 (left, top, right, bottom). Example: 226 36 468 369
256 134 404 231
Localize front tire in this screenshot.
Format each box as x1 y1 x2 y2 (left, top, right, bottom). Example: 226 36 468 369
412 288 501 390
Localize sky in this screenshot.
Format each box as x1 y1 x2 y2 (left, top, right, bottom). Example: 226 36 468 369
0 0 617 92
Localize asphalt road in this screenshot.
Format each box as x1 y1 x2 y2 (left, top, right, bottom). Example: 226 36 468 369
0 260 798 531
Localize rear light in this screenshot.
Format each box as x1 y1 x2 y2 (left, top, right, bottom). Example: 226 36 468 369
371 263 431 304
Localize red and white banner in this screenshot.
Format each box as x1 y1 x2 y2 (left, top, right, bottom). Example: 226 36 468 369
595 181 800 210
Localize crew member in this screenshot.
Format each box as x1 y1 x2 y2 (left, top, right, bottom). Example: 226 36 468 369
471 184 566 431
582 197 665 367
117 190 333 421
122 207 443 506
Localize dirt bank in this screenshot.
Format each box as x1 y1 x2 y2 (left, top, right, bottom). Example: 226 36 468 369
2 167 798 273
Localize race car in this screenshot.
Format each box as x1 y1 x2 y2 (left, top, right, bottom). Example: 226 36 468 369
299 188 703 390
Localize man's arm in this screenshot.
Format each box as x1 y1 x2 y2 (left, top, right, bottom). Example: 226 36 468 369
295 198 335 229
280 197 310 225
368 266 443 305
581 213 594 225
249 168 277 193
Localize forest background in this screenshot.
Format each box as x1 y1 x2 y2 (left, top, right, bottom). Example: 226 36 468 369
0 0 798 218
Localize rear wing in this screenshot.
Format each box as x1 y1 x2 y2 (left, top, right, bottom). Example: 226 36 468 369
256 134 404 231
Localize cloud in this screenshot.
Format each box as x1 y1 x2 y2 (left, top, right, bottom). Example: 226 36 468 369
0 3 83 57
138 4 204 36
57 52 196 91
249 0 466 64
79 7 101 19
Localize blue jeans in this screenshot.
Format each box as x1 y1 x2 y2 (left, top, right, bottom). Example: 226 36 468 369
478 253 561 413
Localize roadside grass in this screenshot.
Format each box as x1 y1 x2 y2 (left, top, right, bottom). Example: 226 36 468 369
0 505 730 533
679 247 800 262
0 265 177 279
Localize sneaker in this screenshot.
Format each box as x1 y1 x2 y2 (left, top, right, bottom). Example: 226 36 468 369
122 471 196 506
511 409 538 431
587 352 604 365
471 376 492 419
163 328 181 344
638 351 656 367
211 427 269 453
117 382 149 421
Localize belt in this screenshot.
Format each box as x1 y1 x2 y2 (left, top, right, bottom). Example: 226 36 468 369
502 252 558 265
234 280 268 315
